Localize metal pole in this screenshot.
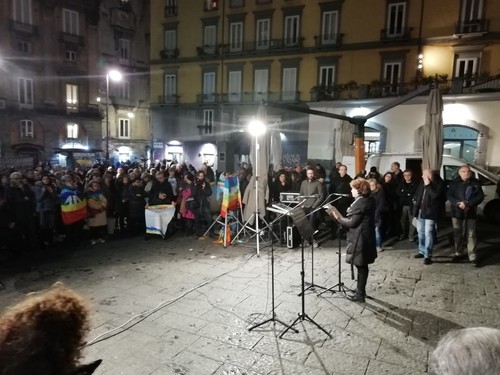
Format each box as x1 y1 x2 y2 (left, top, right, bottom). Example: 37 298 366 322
105 73 110 161
255 135 260 256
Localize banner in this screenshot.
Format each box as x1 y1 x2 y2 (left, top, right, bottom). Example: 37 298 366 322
219 175 241 218
145 204 175 236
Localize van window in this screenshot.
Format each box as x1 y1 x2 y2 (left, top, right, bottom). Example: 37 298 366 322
477 173 495 186
443 165 459 181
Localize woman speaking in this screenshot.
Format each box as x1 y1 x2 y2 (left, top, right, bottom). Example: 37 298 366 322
328 178 377 302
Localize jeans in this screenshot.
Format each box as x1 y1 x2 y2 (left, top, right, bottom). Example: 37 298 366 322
375 225 382 248
451 217 477 261
416 214 435 258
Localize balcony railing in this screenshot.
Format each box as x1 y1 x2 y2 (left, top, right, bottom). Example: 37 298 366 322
380 27 412 41
198 38 305 57
164 5 178 17
455 18 489 34
160 48 179 59
59 32 85 46
110 8 136 31
313 34 343 48
9 20 38 35
158 95 180 104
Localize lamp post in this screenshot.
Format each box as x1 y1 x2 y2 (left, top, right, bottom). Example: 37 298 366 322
105 69 122 161
248 118 266 256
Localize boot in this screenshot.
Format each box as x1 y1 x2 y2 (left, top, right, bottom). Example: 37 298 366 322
347 291 365 303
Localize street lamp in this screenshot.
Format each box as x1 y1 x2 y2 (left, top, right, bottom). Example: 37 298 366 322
105 69 123 161
248 118 266 256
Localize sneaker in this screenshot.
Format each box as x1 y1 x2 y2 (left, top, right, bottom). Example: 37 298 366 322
98 238 106 244
414 253 424 259
313 241 320 248
424 258 433 265
347 293 366 303
377 246 384 252
90 239 97 245
451 255 465 263
471 259 481 268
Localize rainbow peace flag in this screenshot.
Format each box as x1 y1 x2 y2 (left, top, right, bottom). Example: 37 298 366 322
60 187 87 225
220 175 241 218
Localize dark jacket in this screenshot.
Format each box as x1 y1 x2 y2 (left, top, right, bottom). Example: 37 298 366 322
412 180 441 221
126 185 146 219
371 188 386 226
397 179 418 208
149 180 174 206
191 178 212 209
337 195 377 266
447 176 484 219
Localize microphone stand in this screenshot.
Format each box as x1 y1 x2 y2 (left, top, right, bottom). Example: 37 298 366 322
318 209 351 297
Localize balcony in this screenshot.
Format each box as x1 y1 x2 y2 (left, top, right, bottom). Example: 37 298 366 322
59 32 85 46
380 27 412 41
158 95 180 105
196 93 224 104
196 44 221 57
455 18 489 35
225 38 305 56
164 5 178 17
160 48 179 59
313 34 343 48
9 19 38 35
11 130 45 149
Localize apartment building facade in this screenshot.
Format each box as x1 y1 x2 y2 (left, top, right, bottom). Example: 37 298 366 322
149 0 500 172
0 0 150 169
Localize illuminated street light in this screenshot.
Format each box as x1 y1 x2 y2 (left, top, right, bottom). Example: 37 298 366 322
105 69 123 161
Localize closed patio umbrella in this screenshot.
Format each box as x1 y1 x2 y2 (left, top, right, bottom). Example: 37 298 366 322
422 87 444 171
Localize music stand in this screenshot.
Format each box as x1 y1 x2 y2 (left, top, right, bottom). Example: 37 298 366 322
280 206 332 339
318 207 350 297
300 196 342 296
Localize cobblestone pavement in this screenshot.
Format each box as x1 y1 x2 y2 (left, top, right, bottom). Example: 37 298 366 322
1 223 499 375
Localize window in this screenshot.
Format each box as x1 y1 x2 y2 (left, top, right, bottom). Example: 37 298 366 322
165 0 177 16
256 19 270 50
321 11 339 45
284 15 299 46
164 74 177 103
63 9 79 35
66 84 78 111
203 109 213 134
119 39 130 64
203 25 217 54
204 0 219 11
17 40 31 53
164 29 176 55
119 118 130 138
66 50 76 61
454 54 479 87
383 62 402 95
228 70 242 102
229 22 243 52
229 0 244 7
67 123 78 139
460 0 484 32
12 0 32 24
203 72 216 102
386 2 406 37
282 67 297 101
254 68 269 101
119 81 130 99
18 77 33 108
319 65 335 88
20 120 34 138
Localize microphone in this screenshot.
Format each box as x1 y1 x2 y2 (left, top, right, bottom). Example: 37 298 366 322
332 193 350 197
298 194 319 198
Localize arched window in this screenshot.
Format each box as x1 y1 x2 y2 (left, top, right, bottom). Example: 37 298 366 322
20 119 34 138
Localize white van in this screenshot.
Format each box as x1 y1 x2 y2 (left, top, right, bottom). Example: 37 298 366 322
365 153 500 219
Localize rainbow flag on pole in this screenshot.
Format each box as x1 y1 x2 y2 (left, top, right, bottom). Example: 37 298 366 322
60 187 87 225
220 175 241 218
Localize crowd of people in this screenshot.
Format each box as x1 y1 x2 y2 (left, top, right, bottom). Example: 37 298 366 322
0 161 221 260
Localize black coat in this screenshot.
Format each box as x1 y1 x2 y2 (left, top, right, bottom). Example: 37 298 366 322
337 195 377 267
412 181 441 221
447 176 484 219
